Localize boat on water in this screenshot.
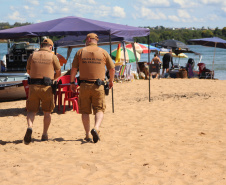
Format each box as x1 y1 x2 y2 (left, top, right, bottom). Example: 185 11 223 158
0 42 39 101
0 73 29 101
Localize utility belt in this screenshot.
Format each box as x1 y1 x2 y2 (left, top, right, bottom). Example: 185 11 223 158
28 77 53 86
80 79 105 86
28 77 58 95
79 78 109 96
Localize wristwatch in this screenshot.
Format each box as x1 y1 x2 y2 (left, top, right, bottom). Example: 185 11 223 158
70 81 75 84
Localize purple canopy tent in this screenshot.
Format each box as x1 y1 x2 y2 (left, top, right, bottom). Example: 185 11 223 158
0 16 149 39
189 37 226 79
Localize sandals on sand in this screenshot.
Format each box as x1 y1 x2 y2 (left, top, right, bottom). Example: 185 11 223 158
24 128 32 144
91 128 100 143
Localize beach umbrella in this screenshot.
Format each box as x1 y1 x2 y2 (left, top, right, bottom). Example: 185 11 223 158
111 47 140 63
142 44 160 52
159 51 188 58
114 43 123 66
157 39 189 50
189 37 226 78
126 43 149 53
126 43 160 53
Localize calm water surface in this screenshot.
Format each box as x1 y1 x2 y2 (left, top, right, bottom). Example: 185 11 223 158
1 43 226 80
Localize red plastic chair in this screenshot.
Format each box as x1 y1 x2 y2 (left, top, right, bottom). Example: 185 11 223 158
22 80 29 99
55 75 79 111
54 75 71 111
63 91 79 114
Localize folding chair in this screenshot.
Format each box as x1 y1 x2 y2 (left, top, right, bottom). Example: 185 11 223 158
125 64 132 80
149 64 160 79
114 65 121 80
119 65 126 78
197 63 214 79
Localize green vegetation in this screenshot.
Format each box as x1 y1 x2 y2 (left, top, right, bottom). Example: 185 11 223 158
1 22 226 44
134 26 226 44
0 22 63 43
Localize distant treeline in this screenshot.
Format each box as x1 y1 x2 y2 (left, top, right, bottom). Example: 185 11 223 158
1 22 226 44
0 22 62 43
135 26 226 44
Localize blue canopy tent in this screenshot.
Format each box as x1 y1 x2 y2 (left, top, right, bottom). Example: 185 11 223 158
0 16 152 109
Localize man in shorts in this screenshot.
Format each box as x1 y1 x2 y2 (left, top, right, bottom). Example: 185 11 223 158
70 33 115 143
162 49 174 77
24 38 61 144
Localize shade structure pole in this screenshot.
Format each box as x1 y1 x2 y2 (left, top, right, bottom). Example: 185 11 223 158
109 33 114 113
122 41 127 64
54 47 57 54
39 36 42 46
212 42 217 79
148 35 151 102
121 41 127 77
131 43 140 74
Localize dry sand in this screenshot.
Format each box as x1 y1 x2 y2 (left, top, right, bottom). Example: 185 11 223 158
0 78 226 185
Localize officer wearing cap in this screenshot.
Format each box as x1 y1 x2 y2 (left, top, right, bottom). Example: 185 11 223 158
23 38 61 144
70 33 115 143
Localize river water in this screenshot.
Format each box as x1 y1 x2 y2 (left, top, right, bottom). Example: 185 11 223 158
1 43 226 80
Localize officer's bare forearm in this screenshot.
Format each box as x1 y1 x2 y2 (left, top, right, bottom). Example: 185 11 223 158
70 68 78 82
109 68 115 82
54 69 61 80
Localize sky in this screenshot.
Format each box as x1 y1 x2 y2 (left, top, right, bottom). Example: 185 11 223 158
0 0 226 29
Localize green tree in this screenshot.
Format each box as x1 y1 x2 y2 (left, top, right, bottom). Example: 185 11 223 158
201 30 213 37
222 27 226 37
214 27 222 37
149 32 160 43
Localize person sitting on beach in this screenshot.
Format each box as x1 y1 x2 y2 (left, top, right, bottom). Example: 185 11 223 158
70 33 115 143
150 54 162 79
162 50 174 77
23 38 61 144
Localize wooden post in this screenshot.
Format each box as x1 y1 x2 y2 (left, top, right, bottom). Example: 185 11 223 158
148 35 151 102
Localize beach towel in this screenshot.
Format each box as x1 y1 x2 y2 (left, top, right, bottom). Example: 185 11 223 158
119 65 126 76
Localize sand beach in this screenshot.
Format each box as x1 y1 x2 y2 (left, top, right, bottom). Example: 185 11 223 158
0 78 226 185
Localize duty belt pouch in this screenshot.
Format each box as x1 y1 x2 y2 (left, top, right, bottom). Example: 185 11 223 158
104 82 109 96
43 77 52 86
95 79 103 86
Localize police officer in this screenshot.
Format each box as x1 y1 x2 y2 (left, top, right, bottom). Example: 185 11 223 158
70 33 115 143
24 38 61 144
